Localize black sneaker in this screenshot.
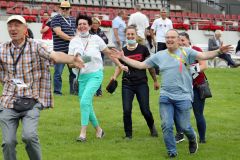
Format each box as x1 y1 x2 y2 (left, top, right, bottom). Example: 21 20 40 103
199 139 206 143
175 133 185 143
150 125 158 137
189 138 198 154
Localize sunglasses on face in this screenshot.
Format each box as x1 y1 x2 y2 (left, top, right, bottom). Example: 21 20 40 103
61 7 70 10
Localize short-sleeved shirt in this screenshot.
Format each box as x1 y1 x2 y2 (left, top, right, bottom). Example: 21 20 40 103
151 18 173 43
51 14 76 53
144 47 198 101
112 16 126 42
0 39 53 108
68 34 107 75
122 44 150 85
128 12 149 39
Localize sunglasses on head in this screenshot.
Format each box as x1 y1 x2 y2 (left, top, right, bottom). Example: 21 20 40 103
61 7 70 10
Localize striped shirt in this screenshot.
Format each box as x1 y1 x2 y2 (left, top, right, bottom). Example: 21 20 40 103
51 14 76 53
0 39 53 109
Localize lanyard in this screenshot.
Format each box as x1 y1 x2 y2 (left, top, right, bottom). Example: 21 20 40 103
61 15 76 34
10 39 27 74
167 48 187 73
81 35 90 55
61 15 72 26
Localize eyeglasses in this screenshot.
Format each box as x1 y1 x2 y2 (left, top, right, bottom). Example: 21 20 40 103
61 7 70 10
165 36 179 39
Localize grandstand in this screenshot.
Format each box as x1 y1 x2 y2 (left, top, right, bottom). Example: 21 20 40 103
0 0 239 66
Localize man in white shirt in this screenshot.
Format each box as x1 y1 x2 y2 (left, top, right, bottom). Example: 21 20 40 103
150 8 173 52
128 4 149 45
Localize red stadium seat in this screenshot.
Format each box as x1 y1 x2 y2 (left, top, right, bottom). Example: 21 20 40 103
23 8 30 15
41 3 47 10
175 12 182 18
0 1 8 8
16 2 24 8
8 1 15 8
32 9 38 16
6 8 15 14
169 12 175 18
15 7 22 15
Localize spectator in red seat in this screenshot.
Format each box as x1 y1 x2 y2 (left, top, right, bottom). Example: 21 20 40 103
40 12 52 40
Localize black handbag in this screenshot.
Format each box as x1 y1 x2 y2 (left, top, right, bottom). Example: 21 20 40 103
197 80 212 100
13 97 37 112
106 79 118 94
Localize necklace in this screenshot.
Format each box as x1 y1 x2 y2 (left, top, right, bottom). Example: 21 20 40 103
127 43 138 50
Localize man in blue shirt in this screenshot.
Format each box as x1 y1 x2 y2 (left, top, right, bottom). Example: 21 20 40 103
112 10 127 51
112 29 233 158
51 0 76 95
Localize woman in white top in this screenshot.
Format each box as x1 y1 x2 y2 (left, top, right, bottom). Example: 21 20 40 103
68 14 127 142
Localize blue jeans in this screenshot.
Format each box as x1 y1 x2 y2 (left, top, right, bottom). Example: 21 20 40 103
122 83 154 137
175 87 206 141
53 63 76 94
160 96 196 155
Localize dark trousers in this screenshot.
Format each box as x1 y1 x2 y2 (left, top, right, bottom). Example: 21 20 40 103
122 83 154 137
192 87 206 141
155 42 167 75
218 53 236 66
175 87 206 141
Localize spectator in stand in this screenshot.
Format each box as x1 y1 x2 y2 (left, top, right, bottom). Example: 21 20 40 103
51 0 77 95
150 8 173 74
208 30 240 67
90 17 109 97
128 4 149 45
40 12 52 40
112 10 127 51
175 32 208 144
111 25 159 139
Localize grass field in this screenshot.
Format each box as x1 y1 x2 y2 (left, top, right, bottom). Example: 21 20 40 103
0 66 240 160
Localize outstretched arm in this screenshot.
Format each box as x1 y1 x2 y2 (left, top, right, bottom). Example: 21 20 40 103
50 51 84 68
102 47 128 72
111 48 150 70
196 45 234 60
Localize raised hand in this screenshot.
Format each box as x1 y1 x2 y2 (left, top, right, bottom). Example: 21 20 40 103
219 45 234 54
111 48 124 59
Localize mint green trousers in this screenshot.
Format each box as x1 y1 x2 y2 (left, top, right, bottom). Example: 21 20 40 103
78 70 103 127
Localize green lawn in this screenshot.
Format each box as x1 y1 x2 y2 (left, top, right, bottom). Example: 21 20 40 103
0 67 240 160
